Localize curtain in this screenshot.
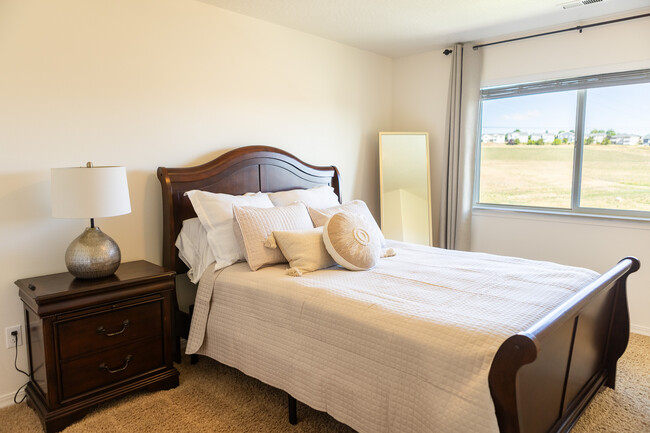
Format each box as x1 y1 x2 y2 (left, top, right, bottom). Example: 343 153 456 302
439 43 483 251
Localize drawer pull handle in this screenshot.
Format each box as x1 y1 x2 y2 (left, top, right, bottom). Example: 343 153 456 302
99 355 132 374
96 319 130 337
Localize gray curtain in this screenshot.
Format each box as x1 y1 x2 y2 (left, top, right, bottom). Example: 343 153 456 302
439 43 483 251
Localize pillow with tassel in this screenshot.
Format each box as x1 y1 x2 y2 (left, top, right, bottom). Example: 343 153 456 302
268 227 336 276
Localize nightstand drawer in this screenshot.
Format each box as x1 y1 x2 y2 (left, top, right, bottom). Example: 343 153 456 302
60 337 164 401
57 299 163 360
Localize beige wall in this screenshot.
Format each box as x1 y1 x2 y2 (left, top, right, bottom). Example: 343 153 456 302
392 51 452 247
393 15 650 335
0 0 392 405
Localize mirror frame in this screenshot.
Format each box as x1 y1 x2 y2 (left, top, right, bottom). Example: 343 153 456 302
378 132 432 246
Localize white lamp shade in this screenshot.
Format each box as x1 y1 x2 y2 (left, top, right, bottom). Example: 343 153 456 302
51 166 131 219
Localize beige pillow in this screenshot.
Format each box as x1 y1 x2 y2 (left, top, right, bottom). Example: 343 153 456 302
272 227 336 276
309 200 386 247
233 202 314 271
322 212 381 271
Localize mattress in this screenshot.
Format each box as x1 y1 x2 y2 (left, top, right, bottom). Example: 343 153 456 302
186 241 598 433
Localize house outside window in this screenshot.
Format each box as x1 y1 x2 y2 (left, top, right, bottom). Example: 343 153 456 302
475 69 650 217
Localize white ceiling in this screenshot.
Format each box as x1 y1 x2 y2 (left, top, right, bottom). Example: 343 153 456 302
198 0 650 57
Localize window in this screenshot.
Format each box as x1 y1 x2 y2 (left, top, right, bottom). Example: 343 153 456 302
476 69 650 217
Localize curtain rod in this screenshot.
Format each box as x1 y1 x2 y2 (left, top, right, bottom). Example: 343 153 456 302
471 11 650 51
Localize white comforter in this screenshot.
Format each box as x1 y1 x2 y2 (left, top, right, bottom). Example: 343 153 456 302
186 241 598 433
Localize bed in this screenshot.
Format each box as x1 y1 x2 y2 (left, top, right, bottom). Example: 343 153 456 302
157 145 639 433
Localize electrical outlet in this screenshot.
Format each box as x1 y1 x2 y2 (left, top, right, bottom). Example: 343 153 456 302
5 325 23 349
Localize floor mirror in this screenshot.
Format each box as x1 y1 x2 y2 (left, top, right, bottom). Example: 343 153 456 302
379 132 432 246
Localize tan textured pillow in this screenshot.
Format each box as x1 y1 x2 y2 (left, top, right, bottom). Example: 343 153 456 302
322 212 381 271
309 200 386 247
233 202 314 271
272 227 336 276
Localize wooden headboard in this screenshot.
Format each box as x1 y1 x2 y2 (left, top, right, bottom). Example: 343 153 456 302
157 145 342 273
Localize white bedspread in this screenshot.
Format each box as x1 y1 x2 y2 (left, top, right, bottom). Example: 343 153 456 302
186 241 598 433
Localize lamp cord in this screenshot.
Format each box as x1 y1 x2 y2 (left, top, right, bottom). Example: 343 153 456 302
13 336 29 404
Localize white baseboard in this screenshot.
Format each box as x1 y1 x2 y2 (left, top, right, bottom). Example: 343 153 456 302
0 389 25 409
631 324 650 336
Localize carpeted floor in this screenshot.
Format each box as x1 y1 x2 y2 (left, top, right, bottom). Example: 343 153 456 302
1 334 648 432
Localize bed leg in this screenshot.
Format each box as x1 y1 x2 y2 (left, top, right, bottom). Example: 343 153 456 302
288 394 297 425
606 369 617 389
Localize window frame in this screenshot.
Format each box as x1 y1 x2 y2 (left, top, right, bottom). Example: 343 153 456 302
473 69 650 220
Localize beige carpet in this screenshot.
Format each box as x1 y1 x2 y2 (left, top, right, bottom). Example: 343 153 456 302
1 334 648 433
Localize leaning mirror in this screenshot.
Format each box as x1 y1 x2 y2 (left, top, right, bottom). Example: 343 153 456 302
379 132 432 246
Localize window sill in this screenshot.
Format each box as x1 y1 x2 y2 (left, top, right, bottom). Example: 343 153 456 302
472 204 650 229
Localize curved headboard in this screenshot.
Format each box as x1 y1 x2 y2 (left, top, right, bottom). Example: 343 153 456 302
157 145 342 273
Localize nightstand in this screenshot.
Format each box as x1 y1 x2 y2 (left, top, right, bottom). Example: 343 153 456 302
15 260 180 433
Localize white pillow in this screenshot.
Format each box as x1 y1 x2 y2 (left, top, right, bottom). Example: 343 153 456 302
233 202 314 271
322 212 381 271
272 227 336 276
308 200 386 247
175 218 215 284
268 185 339 208
185 190 274 271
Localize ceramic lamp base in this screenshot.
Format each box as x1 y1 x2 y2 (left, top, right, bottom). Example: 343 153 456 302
65 227 121 279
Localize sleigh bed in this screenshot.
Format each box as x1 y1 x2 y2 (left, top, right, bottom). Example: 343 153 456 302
157 145 639 433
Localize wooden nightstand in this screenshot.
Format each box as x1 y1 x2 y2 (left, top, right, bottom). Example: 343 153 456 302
15 260 180 433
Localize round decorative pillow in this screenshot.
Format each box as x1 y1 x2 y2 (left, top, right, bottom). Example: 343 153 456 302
322 212 381 271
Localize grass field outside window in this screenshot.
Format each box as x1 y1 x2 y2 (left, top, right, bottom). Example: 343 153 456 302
479 143 650 212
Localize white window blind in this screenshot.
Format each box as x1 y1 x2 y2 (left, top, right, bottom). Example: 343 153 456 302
481 69 650 100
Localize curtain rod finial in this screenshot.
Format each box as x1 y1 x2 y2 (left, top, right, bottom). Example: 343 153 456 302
443 49 453 55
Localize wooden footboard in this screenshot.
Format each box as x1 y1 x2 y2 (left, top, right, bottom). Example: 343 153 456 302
489 256 640 433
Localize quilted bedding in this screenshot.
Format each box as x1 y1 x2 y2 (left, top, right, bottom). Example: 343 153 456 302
186 241 598 433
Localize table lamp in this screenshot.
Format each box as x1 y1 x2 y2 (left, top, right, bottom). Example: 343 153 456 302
51 162 131 279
